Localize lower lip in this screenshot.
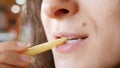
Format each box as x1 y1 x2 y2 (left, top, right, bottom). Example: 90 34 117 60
55 39 87 53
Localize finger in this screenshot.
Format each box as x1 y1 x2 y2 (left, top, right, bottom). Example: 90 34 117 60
0 41 31 52
0 63 13 68
0 51 35 67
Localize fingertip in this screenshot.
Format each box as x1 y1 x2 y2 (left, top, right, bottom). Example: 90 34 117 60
16 42 31 49
20 55 35 64
27 43 32 47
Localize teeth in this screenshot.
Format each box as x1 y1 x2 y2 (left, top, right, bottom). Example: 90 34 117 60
67 39 79 44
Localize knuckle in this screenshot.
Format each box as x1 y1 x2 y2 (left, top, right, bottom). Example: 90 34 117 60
0 42 30 52
0 42 15 51
0 41 23 52
0 45 7 52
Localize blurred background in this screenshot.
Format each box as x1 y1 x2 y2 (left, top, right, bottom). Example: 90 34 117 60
0 0 31 42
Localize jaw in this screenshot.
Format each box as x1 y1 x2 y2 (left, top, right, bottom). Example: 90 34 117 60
52 34 120 68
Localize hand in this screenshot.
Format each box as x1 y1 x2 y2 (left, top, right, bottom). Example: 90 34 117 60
0 42 35 68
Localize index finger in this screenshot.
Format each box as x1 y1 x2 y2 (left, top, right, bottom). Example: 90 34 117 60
0 42 31 52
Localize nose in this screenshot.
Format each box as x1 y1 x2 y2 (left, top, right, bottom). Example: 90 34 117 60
41 0 78 19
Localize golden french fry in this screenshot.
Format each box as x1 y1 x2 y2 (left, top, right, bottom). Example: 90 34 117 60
23 37 67 56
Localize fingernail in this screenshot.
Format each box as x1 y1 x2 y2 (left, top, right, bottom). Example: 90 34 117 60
26 43 31 47
21 55 35 63
17 42 31 48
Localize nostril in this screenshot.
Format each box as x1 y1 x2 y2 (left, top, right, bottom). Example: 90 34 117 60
55 8 69 16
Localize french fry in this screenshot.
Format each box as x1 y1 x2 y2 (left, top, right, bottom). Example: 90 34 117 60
23 37 67 56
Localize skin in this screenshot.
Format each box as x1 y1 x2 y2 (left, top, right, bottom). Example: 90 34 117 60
0 0 120 68
41 0 120 68
0 42 33 68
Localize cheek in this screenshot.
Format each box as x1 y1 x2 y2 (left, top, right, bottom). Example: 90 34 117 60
81 0 120 25
41 13 52 38
83 0 120 58
82 0 120 38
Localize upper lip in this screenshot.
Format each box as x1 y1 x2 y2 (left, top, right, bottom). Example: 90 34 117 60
54 32 88 40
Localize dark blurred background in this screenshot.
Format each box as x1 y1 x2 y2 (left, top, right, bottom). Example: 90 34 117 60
0 0 31 42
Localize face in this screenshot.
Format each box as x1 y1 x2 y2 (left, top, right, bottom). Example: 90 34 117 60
41 0 120 68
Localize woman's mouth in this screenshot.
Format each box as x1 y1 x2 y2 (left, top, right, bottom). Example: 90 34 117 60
54 33 88 53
